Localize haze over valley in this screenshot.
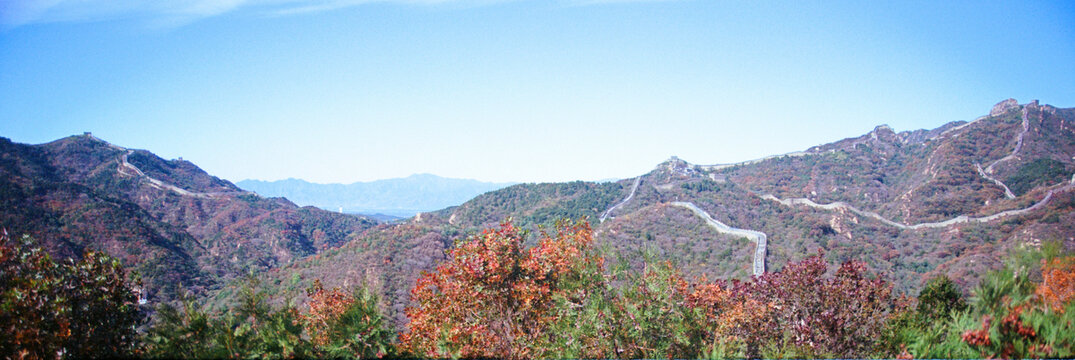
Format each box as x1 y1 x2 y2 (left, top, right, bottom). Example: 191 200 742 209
237 175 515 218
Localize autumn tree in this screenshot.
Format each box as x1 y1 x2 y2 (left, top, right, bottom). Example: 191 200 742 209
681 273 772 358
0 232 140 359
599 260 746 359
744 252 904 358
1038 256 1075 313
399 219 604 359
305 280 356 348
400 222 911 359
304 280 394 358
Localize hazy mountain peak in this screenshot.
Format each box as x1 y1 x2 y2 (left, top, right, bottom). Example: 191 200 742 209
406 173 438 179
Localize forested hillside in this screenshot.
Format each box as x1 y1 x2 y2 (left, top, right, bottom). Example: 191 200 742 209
253 99 1075 331
2 99 1073 346
0 134 378 303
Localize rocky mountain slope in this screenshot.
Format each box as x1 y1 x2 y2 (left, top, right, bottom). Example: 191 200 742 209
0 134 378 303
253 99 1075 329
237 175 514 217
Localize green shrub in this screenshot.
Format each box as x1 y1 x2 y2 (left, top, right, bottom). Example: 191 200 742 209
144 278 312 359
1006 158 1073 196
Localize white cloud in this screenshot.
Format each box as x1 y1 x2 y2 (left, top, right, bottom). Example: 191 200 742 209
0 0 490 27
0 0 64 26
0 0 676 28
180 0 253 16
1 0 255 27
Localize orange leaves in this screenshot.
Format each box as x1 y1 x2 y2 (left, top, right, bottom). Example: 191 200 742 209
682 277 730 311
953 252 1075 359
961 316 992 347
677 272 771 351
1000 305 1036 339
400 220 603 359
304 280 356 346
524 221 597 280
1037 256 1075 313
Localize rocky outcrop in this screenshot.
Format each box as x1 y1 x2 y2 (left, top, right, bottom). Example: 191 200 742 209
660 156 700 177
991 98 1020 116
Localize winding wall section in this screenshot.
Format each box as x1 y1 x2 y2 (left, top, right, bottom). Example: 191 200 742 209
761 177 1074 230
600 177 641 222
670 202 766 276
117 149 247 199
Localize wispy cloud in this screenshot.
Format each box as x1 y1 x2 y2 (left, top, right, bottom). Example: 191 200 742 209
2 0 248 28
265 0 473 17
1 0 678 28
566 0 681 4
0 0 501 28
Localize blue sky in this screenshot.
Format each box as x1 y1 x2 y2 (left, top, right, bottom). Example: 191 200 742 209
2 0 1073 183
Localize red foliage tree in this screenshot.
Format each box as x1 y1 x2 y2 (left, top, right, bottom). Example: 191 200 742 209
399 220 602 359
743 251 903 357
1037 256 1075 313
304 280 356 346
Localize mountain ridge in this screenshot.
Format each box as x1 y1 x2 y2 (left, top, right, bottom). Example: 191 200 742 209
0 133 380 304
250 99 1075 329
3 99 1073 332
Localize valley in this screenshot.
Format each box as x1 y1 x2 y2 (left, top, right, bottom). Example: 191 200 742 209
237 175 514 218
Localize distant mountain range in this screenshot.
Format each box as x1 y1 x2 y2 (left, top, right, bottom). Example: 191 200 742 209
236 175 515 218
